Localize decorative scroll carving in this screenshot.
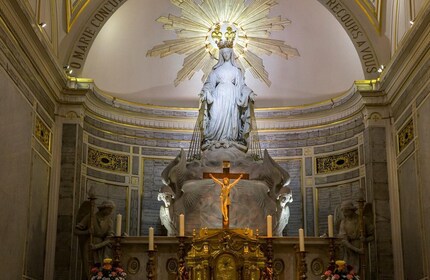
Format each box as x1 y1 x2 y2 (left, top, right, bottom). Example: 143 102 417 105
166 258 178 274
127 257 140 275
273 258 285 275
316 149 359 174
398 119 414 152
35 116 51 151
87 147 129 173
310 258 324 276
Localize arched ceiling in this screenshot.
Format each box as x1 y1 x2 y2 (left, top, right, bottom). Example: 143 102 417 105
80 0 367 108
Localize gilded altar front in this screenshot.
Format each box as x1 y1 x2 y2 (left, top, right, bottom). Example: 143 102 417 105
186 229 266 280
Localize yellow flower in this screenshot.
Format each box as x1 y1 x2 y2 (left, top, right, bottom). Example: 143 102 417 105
103 258 113 264
335 260 346 271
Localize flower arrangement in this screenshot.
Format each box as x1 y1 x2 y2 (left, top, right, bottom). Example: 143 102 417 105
321 260 359 280
91 258 127 280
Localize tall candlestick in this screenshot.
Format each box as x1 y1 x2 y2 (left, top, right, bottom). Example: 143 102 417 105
299 228 305 252
116 214 122 236
179 214 185 236
149 227 154 250
267 215 272 237
328 215 334 237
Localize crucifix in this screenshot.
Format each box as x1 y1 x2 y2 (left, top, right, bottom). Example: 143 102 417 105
203 161 249 228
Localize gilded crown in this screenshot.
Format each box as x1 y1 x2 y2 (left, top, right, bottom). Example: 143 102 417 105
217 39 234 49
212 25 236 49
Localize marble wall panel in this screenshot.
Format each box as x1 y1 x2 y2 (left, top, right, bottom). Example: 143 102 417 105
305 157 312 176
398 154 425 280
24 152 50 280
316 181 361 236
88 135 130 152
132 155 139 175
305 188 315 236
0 68 33 280
87 168 126 183
130 189 139 236
141 158 172 236
417 94 430 276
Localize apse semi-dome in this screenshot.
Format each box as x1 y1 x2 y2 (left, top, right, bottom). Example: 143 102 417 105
82 0 364 108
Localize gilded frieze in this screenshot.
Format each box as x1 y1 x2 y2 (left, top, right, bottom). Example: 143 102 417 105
87 147 129 173
35 116 51 151
398 119 414 153
316 149 359 174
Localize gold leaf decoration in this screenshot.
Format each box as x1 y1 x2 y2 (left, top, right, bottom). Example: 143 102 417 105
35 116 51 151
398 119 414 153
147 0 299 87
316 149 359 174
87 147 129 173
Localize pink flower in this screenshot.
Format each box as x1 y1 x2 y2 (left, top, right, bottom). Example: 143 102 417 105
91 267 99 274
324 270 332 276
333 275 340 280
111 271 117 276
347 274 354 279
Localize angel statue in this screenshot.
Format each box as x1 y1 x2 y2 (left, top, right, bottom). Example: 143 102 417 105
337 200 374 274
273 187 293 236
157 186 177 236
75 200 115 278
199 43 256 149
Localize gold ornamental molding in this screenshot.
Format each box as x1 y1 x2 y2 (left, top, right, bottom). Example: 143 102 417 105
316 149 359 174
66 0 90 33
397 118 414 153
35 116 52 152
355 0 382 33
87 146 129 173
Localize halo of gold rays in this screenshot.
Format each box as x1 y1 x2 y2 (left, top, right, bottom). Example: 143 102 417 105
147 0 299 87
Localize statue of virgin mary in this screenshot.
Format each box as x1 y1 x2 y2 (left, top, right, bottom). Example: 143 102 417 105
199 45 256 150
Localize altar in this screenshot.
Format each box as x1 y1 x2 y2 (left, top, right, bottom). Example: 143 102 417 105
119 234 333 280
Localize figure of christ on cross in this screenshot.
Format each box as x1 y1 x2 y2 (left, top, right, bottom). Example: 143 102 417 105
209 173 243 226
203 161 249 228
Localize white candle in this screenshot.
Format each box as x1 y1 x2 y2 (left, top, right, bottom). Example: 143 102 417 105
299 228 305 252
115 214 122 236
149 227 154 250
267 215 272 237
179 214 185 236
328 215 334 237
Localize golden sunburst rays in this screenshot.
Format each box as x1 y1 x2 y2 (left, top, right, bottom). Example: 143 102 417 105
147 0 299 87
